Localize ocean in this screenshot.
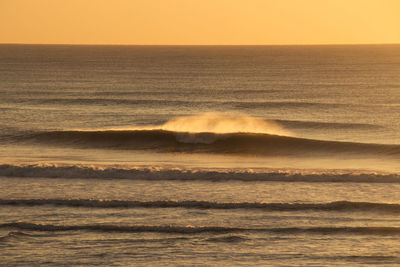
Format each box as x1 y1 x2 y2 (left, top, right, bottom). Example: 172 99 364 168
1 44 400 266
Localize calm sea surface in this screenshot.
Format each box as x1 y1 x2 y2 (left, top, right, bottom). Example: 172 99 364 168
1 44 400 266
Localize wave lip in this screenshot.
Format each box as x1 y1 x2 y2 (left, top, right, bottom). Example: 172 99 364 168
1 164 400 183
2 199 400 213
3 222 400 236
0 222 243 234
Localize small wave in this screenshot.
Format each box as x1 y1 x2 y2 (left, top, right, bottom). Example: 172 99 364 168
2 199 400 213
234 101 348 110
0 222 242 234
3 222 400 236
336 255 399 263
205 235 248 243
9 97 203 107
1 164 400 183
0 231 37 242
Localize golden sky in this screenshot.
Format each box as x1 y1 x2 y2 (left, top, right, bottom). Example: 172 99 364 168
1 0 399 45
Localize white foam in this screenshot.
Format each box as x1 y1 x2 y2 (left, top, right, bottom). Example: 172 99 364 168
98 112 292 136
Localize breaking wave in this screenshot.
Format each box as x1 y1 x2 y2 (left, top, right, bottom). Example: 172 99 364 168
3 222 400 236
1 164 400 183
7 113 400 157
2 199 400 213
17 129 400 157
155 113 290 135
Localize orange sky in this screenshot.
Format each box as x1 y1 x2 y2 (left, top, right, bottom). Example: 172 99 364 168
1 0 399 45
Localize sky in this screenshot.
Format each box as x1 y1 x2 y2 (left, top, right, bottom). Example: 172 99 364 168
1 0 399 45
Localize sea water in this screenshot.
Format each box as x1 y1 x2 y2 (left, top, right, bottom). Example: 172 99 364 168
1 44 400 266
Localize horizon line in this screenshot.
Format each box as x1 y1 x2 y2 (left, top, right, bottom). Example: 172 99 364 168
1 42 399 47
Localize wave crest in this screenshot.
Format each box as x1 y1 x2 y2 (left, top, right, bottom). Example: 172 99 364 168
3 222 400 235
157 113 291 135
1 164 399 183
2 199 400 213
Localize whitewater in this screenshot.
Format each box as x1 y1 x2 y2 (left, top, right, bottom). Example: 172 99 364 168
1 44 400 266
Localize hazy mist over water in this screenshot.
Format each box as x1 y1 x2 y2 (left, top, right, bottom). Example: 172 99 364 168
1 44 400 266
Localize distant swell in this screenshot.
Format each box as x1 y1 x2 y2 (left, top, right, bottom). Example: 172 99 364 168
1 164 400 183
2 222 400 236
1 199 400 213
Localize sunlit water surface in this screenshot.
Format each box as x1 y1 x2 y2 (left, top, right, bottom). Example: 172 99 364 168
1 44 400 266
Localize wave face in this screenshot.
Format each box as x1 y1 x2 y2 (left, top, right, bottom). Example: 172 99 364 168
8 113 400 158
20 129 400 157
1 164 399 183
2 199 400 213
3 222 400 236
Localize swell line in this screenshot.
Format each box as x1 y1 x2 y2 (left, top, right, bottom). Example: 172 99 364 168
1 164 400 183
18 129 400 157
1 199 400 213
2 222 400 236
